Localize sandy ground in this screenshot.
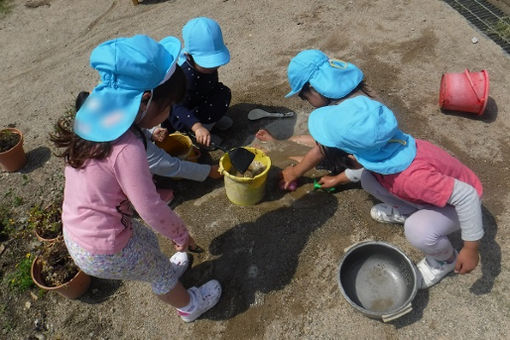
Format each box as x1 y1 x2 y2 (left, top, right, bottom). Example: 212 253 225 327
1 0 510 339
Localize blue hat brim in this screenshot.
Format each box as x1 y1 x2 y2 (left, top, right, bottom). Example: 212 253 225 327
74 85 143 142
285 88 300 98
308 98 416 175
191 46 230 68
160 36 181 61
159 36 182 82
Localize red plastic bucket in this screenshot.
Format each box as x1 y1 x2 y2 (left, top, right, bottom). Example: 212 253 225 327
439 69 489 115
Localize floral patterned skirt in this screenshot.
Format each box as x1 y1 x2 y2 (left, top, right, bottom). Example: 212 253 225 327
64 220 179 295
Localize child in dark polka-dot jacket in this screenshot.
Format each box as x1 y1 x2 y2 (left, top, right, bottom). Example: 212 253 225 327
161 17 232 148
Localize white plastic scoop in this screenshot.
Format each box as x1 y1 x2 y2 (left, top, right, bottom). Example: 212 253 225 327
248 108 295 120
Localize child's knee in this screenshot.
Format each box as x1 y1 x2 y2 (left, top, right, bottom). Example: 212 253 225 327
404 218 437 250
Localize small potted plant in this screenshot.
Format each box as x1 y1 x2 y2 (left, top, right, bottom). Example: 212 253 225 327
0 127 27 172
31 236 91 299
29 201 63 242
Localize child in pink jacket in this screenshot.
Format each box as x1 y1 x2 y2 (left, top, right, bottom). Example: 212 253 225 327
51 35 221 322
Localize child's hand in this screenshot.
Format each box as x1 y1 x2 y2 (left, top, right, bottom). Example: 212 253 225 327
318 175 340 188
152 127 168 142
319 172 351 188
279 179 298 191
192 123 211 146
280 166 299 190
455 241 480 274
195 127 210 146
208 165 223 179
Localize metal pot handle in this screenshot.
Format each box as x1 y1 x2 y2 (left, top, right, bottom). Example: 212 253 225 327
381 303 413 322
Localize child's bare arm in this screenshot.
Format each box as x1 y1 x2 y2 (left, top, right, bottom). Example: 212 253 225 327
281 144 323 189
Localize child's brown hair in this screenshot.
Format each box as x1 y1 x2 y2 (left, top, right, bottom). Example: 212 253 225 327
51 66 186 168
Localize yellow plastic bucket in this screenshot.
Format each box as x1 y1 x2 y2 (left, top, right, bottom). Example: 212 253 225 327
155 133 193 160
219 147 271 206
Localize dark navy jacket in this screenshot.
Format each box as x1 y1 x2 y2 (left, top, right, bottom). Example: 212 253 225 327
164 59 231 132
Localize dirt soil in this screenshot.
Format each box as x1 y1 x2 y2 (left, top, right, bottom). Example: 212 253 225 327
1 0 510 339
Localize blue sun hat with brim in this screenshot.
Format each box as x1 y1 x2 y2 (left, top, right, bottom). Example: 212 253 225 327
308 96 416 174
285 49 364 99
180 17 230 68
74 35 181 142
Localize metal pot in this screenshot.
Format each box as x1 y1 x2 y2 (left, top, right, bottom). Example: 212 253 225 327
338 241 419 322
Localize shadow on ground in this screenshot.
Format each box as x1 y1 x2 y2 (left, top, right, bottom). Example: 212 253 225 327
180 193 338 320
447 204 500 295
79 278 123 304
215 102 298 147
20 146 51 173
440 97 498 123
470 205 500 295
138 0 176 5
392 290 429 328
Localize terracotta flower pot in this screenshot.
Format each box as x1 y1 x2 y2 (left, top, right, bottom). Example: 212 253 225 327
0 128 27 172
32 202 63 242
34 229 61 243
31 256 91 299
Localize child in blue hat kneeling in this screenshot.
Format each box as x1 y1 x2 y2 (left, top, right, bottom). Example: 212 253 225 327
308 96 484 288
162 17 232 148
256 49 369 190
51 35 221 322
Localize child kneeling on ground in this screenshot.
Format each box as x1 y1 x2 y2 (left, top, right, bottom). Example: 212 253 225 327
308 96 484 288
256 49 368 189
162 17 232 148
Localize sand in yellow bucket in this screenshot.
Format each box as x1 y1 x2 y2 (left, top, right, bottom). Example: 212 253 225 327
219 147 271 206
155 132 195 161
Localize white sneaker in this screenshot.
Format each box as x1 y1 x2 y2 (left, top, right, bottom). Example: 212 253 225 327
416 252 457 289
178 280 222 322
370 203 407 224
169 252 189 278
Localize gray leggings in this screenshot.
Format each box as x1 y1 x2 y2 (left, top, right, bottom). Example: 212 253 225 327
361 171 459 261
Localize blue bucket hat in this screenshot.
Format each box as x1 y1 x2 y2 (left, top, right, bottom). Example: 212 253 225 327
308 96 416 174
74 35 181 142
285 49 364 99
180 17 230 68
